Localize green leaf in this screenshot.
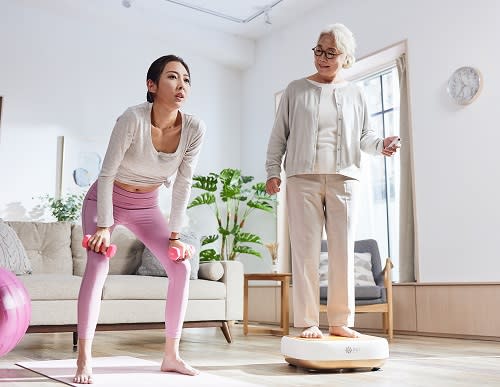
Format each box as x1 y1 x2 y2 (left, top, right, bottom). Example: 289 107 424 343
191 175 218 192
218 227 232 237
199 249 220 261
233 245 262 258
219 168 241 186
252 182 267 192
247 200 275 213
187 192 216 208
220 185 241 201
201 234 218 246
235 232 262 244
241 175 254 184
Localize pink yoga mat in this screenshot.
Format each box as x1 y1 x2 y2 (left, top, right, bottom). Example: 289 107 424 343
16 356 261 386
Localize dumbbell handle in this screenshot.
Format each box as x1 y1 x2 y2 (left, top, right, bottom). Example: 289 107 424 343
82 235 117 258
168 244 195 261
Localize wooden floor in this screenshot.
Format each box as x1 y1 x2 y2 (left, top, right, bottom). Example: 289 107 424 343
1 324 499 386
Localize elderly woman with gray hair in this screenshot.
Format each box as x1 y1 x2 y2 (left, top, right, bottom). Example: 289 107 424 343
265 23 399 339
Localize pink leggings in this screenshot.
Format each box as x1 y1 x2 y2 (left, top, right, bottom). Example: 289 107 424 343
77 181 190 339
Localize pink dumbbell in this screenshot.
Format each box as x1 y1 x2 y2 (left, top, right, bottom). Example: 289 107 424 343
168 244 195 261
82 234 117 258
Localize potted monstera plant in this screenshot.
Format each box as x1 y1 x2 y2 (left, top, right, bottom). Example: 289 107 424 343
187 168 276 261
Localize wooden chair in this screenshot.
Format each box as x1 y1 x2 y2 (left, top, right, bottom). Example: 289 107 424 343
319 239 394 340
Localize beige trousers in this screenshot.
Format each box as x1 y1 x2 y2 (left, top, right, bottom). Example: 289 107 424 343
286 174 360 328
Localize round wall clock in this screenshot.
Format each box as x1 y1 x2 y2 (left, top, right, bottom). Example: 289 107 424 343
447 66 483 105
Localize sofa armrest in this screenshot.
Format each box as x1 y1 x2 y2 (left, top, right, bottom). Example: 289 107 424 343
220 261 244 321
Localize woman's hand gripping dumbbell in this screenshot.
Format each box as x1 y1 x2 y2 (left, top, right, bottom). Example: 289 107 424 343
168 243 195 261
82 234 117 258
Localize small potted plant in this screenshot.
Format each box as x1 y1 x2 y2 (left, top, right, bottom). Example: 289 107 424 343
39 192 85 222
265 242 279 273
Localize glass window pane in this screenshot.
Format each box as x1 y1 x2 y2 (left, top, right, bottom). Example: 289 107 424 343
355 65 401 282
361 77 382 113
370 112 384 138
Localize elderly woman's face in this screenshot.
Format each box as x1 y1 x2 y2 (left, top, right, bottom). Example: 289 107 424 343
313 34 347 80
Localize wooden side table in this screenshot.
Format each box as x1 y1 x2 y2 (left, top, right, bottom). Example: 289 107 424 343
243 273 292 336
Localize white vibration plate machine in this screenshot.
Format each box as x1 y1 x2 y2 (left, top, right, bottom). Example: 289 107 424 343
281 334 389 370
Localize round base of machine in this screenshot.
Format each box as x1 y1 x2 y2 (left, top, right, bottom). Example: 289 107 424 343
281 334 389 371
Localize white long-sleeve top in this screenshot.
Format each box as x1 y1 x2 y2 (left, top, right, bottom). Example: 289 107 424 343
307 79 342 174
97 102 205 231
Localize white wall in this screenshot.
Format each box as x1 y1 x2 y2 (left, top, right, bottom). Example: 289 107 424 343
0 1 242 240
241 0 500 282
3 1 500 282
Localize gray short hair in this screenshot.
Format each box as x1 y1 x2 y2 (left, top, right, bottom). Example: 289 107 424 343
318 23 356 69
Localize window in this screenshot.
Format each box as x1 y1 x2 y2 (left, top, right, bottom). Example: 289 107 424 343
355 66 401 281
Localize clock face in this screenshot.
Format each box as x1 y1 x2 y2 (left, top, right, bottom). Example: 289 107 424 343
447 66 482 105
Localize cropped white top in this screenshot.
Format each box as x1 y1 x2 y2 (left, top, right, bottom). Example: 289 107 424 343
97 102 206 231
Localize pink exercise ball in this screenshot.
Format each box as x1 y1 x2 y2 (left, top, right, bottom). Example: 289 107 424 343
0 267 31 357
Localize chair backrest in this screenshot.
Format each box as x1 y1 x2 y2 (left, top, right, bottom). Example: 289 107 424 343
321 239 384 287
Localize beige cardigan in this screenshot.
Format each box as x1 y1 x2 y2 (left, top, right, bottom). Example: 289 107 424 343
265 78 383 181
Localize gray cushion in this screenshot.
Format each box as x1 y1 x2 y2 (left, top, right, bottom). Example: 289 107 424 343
355 287 387 305
0 219 32 275
6 220 72 274
320 285 387 305
355 285 383 300
197 261 224 281
136 231 200 280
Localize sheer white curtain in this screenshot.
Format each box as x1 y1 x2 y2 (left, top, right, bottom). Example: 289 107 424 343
397 53 417 282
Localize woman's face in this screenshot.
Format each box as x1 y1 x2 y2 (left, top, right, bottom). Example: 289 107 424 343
313 34 347 81
147 61 191 107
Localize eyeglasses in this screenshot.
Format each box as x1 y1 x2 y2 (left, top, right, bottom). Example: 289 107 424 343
312 46 342 59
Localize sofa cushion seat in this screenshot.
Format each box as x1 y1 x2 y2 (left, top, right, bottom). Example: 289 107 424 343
189 278 226 300
19 274 82 300
102 275 226 300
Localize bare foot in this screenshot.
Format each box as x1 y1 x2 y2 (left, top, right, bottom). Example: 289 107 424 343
300 326 323 339
161 356 199 376
73 362 93 384
329 325 360 338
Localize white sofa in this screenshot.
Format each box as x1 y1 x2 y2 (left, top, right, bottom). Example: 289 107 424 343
4 221 244 344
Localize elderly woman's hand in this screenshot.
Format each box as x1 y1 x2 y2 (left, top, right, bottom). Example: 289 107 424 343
382 136 400 156
266 178 281 195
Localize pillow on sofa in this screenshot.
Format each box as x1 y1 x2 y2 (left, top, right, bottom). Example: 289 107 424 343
354 252 376 286
136 231 200 280
318 250 376 287
0 219 32 275
198 261 224 281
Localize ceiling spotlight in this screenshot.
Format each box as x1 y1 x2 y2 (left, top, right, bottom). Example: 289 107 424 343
122 0 132 8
